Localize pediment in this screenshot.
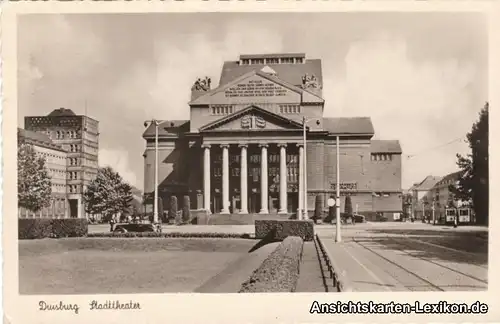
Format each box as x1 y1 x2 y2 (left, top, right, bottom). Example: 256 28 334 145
199 106 303 132
190 71 322 105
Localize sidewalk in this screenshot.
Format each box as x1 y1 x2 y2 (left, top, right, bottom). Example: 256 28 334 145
319 237 407 292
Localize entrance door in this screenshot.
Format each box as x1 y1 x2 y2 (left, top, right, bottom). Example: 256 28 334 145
249 193 261 214
213 194 221 213
288 193 298 214
68 199 78 218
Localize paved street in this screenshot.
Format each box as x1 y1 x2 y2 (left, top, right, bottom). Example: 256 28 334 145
317 222 488 292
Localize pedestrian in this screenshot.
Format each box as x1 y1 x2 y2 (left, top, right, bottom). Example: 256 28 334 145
109 217 116 232
454 214 458 228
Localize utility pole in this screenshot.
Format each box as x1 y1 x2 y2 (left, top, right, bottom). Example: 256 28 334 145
144 119 160 224
302 116 309 220
335 135 341 243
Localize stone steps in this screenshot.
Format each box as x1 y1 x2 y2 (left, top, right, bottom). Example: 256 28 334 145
207 213 295 225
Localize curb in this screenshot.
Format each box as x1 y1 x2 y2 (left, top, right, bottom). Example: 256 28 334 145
315 234 353 292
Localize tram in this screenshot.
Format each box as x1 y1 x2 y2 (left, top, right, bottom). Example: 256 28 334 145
444 207 472 225
458 207 471 224
445 208 456 224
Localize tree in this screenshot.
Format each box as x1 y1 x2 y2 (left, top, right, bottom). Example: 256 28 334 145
314 195 323 223
170 196 179 223
422 195 430 220
402 193 413 218
182 195 191 224
451 102 488 225
17 141 52 212
344 195 353 215
83 166 134 222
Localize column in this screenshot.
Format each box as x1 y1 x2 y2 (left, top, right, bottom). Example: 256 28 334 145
221 144 230 214
203 144 211 213
239 144 249 214
297 144 304 219
278 144 288 214
259 144 269 214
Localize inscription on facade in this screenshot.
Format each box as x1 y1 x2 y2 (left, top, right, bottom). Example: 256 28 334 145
330 182 358 191
225 80 288 98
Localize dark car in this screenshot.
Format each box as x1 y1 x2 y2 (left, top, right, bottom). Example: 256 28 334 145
113 223 155 233
353 214 366 223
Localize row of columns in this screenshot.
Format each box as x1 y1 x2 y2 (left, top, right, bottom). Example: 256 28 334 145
203 143 304 215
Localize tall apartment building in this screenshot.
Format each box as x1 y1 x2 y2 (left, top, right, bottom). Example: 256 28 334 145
18 128 69 218
24 108 99 218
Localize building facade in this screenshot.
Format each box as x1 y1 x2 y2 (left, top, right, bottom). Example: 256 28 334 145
427 171 470 223
18 128 69 218
143 53 403 219
409 175 442 220
23 108 100 218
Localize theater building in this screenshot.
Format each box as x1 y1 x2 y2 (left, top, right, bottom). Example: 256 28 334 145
143 53 403 220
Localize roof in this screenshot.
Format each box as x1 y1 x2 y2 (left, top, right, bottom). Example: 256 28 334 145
370 140 402 153
323 117 375 135
17 128 66 152
142 120 190 138
48 108 76 117
240 53 306 60
219 59 323 91
435 171 463 187
412 175 442 191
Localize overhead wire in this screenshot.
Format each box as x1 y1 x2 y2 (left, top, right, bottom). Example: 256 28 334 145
405 137 466 160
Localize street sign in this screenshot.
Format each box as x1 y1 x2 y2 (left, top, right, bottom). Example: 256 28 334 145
327 198 335 207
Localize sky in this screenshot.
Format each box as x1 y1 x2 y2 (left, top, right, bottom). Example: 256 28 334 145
17 13 488 191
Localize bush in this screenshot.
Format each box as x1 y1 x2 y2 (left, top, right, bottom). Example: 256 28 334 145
314 195 323 223
344 195 353 215
19 218 88 239
182 196 191 223
169 196 178 222
51 219 88 237
255 219 314 242
86 232 252 239
239 236 304 293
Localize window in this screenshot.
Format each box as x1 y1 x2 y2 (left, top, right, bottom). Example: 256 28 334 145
241 59 249 65
251 58 264 65
371 153 393 161
296 57 304 64
250 155 261 163
211 105 234 116
279 104 300 114
267 58 279 64
281 57 294 64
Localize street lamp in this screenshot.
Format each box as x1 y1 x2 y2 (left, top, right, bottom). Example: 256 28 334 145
144 119 160 224
302 116 320 220
335 135 341 242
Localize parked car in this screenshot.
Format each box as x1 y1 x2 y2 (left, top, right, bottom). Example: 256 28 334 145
113 223 155 233
353 214 366 223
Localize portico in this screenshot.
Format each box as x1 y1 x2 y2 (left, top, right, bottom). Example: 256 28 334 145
202 141 303 214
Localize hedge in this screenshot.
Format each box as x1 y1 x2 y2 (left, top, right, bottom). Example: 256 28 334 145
19 218 88 239
86 232 253 239
239 236 304 293
255 219 314 241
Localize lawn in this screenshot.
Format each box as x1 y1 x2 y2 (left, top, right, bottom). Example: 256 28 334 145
19 237 256 294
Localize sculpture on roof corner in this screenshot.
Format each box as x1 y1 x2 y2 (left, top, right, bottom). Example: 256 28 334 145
192 76 211 92
301 73 320 90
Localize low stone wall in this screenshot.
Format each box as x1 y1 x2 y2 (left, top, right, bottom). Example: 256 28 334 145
239 236 304 293
255 219 314 241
